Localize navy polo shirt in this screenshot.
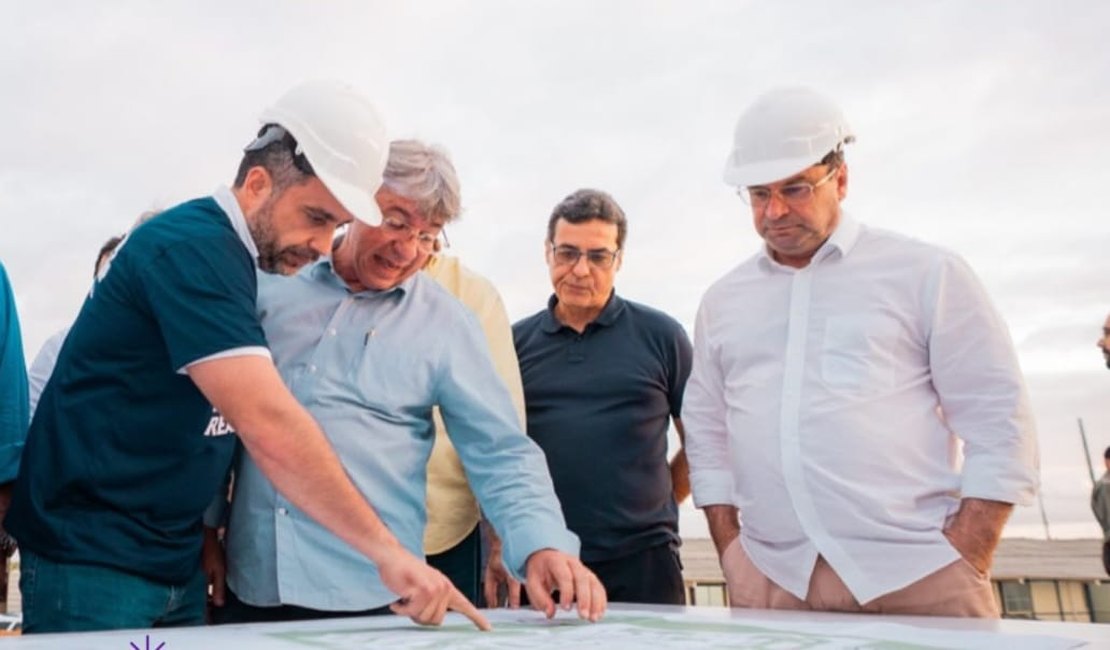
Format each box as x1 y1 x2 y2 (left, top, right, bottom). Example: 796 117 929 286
6 197 266 584
513 292 692 562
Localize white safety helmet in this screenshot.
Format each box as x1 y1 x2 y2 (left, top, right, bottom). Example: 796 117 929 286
256 80 389 225
723 86 854 188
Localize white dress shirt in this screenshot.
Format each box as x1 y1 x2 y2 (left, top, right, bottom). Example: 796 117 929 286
683 215 1039 604
28 328 67 419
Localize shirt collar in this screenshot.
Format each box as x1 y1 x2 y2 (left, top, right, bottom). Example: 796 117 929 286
308 257 413 298
757 211 861 274
211 185 260 265
541 291 625 334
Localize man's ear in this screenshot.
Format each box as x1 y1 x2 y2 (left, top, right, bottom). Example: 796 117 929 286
238 166 275 216
836 163 849 201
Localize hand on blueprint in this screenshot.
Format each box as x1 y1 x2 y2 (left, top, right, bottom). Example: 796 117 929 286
482 529 522 608
524 549 607 623
202 526 227 609
380 545 492 631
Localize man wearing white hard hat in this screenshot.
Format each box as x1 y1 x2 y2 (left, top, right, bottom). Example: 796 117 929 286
5 81 489 633
682 87 1038 617
204 140 605 625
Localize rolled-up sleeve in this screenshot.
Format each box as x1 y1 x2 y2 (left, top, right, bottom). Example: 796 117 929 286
682 297 737 509
926 252 1039 506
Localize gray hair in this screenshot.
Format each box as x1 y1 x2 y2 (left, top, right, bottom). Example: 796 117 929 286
382 139 462 226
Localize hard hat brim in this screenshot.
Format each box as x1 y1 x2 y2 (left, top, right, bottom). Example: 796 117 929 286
259 80 389 227
318 171 383 226
723 154 827 188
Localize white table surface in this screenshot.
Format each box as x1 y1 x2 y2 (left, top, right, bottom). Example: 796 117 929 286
2 603 1107 648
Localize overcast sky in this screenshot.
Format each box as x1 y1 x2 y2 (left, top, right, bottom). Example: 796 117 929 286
2 1 1108 539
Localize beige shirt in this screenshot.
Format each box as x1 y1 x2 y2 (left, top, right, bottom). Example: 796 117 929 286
422 255 526 554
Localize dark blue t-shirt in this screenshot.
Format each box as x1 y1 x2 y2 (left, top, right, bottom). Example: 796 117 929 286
513 293 692 562
6 197 266 584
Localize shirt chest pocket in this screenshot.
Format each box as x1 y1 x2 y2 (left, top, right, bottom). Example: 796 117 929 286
820 314 901 395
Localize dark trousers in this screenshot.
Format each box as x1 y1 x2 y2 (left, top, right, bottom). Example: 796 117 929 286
1103 540 1110 576
211 587 392 624
427 523 482 604
586 542 686 605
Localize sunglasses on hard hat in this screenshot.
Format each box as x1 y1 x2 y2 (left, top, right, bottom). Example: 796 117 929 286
243 124 315 176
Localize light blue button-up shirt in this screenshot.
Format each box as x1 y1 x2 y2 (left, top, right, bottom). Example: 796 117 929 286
224 260 578 611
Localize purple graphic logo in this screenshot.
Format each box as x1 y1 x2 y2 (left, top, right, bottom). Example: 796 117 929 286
129 634 165 650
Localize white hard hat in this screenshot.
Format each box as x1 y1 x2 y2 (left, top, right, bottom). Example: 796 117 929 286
258 80 388 225
723 86 855 188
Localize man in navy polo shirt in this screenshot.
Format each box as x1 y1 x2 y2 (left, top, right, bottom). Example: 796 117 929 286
4 81 488 633
502 189 693 605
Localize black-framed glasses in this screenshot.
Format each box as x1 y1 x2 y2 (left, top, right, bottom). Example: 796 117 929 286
243 124 315 176
549 244 620 270
739 165 839 208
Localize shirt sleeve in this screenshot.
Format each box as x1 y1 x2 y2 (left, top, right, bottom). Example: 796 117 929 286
136 237 267 372
666 319 694 418
926 252 1039 506
0 262 29 483
436 309 578 580
682 296 737 509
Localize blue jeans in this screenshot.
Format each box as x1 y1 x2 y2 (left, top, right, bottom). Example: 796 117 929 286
19 549 206 633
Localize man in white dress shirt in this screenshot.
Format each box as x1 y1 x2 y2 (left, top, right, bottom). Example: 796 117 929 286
682 87 1039 617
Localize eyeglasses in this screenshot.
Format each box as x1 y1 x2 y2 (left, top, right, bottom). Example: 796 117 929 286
549 244 620 270
739 165 839 208
381 215 444 254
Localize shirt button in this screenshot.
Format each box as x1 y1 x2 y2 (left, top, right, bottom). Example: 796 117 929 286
278 507 288 516
308 364 317 373
328 328 337 336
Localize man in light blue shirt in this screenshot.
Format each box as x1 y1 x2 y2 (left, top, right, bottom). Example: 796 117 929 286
206 140 606 624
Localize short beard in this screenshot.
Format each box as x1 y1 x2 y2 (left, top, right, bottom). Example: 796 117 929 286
247 196 320 275
248 197 283 273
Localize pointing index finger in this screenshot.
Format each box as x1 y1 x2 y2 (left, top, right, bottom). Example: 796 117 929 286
449 588 492 631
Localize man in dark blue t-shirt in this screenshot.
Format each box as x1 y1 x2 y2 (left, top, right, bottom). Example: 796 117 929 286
501 189 693 606
4 81 489 634
0 258 28 564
